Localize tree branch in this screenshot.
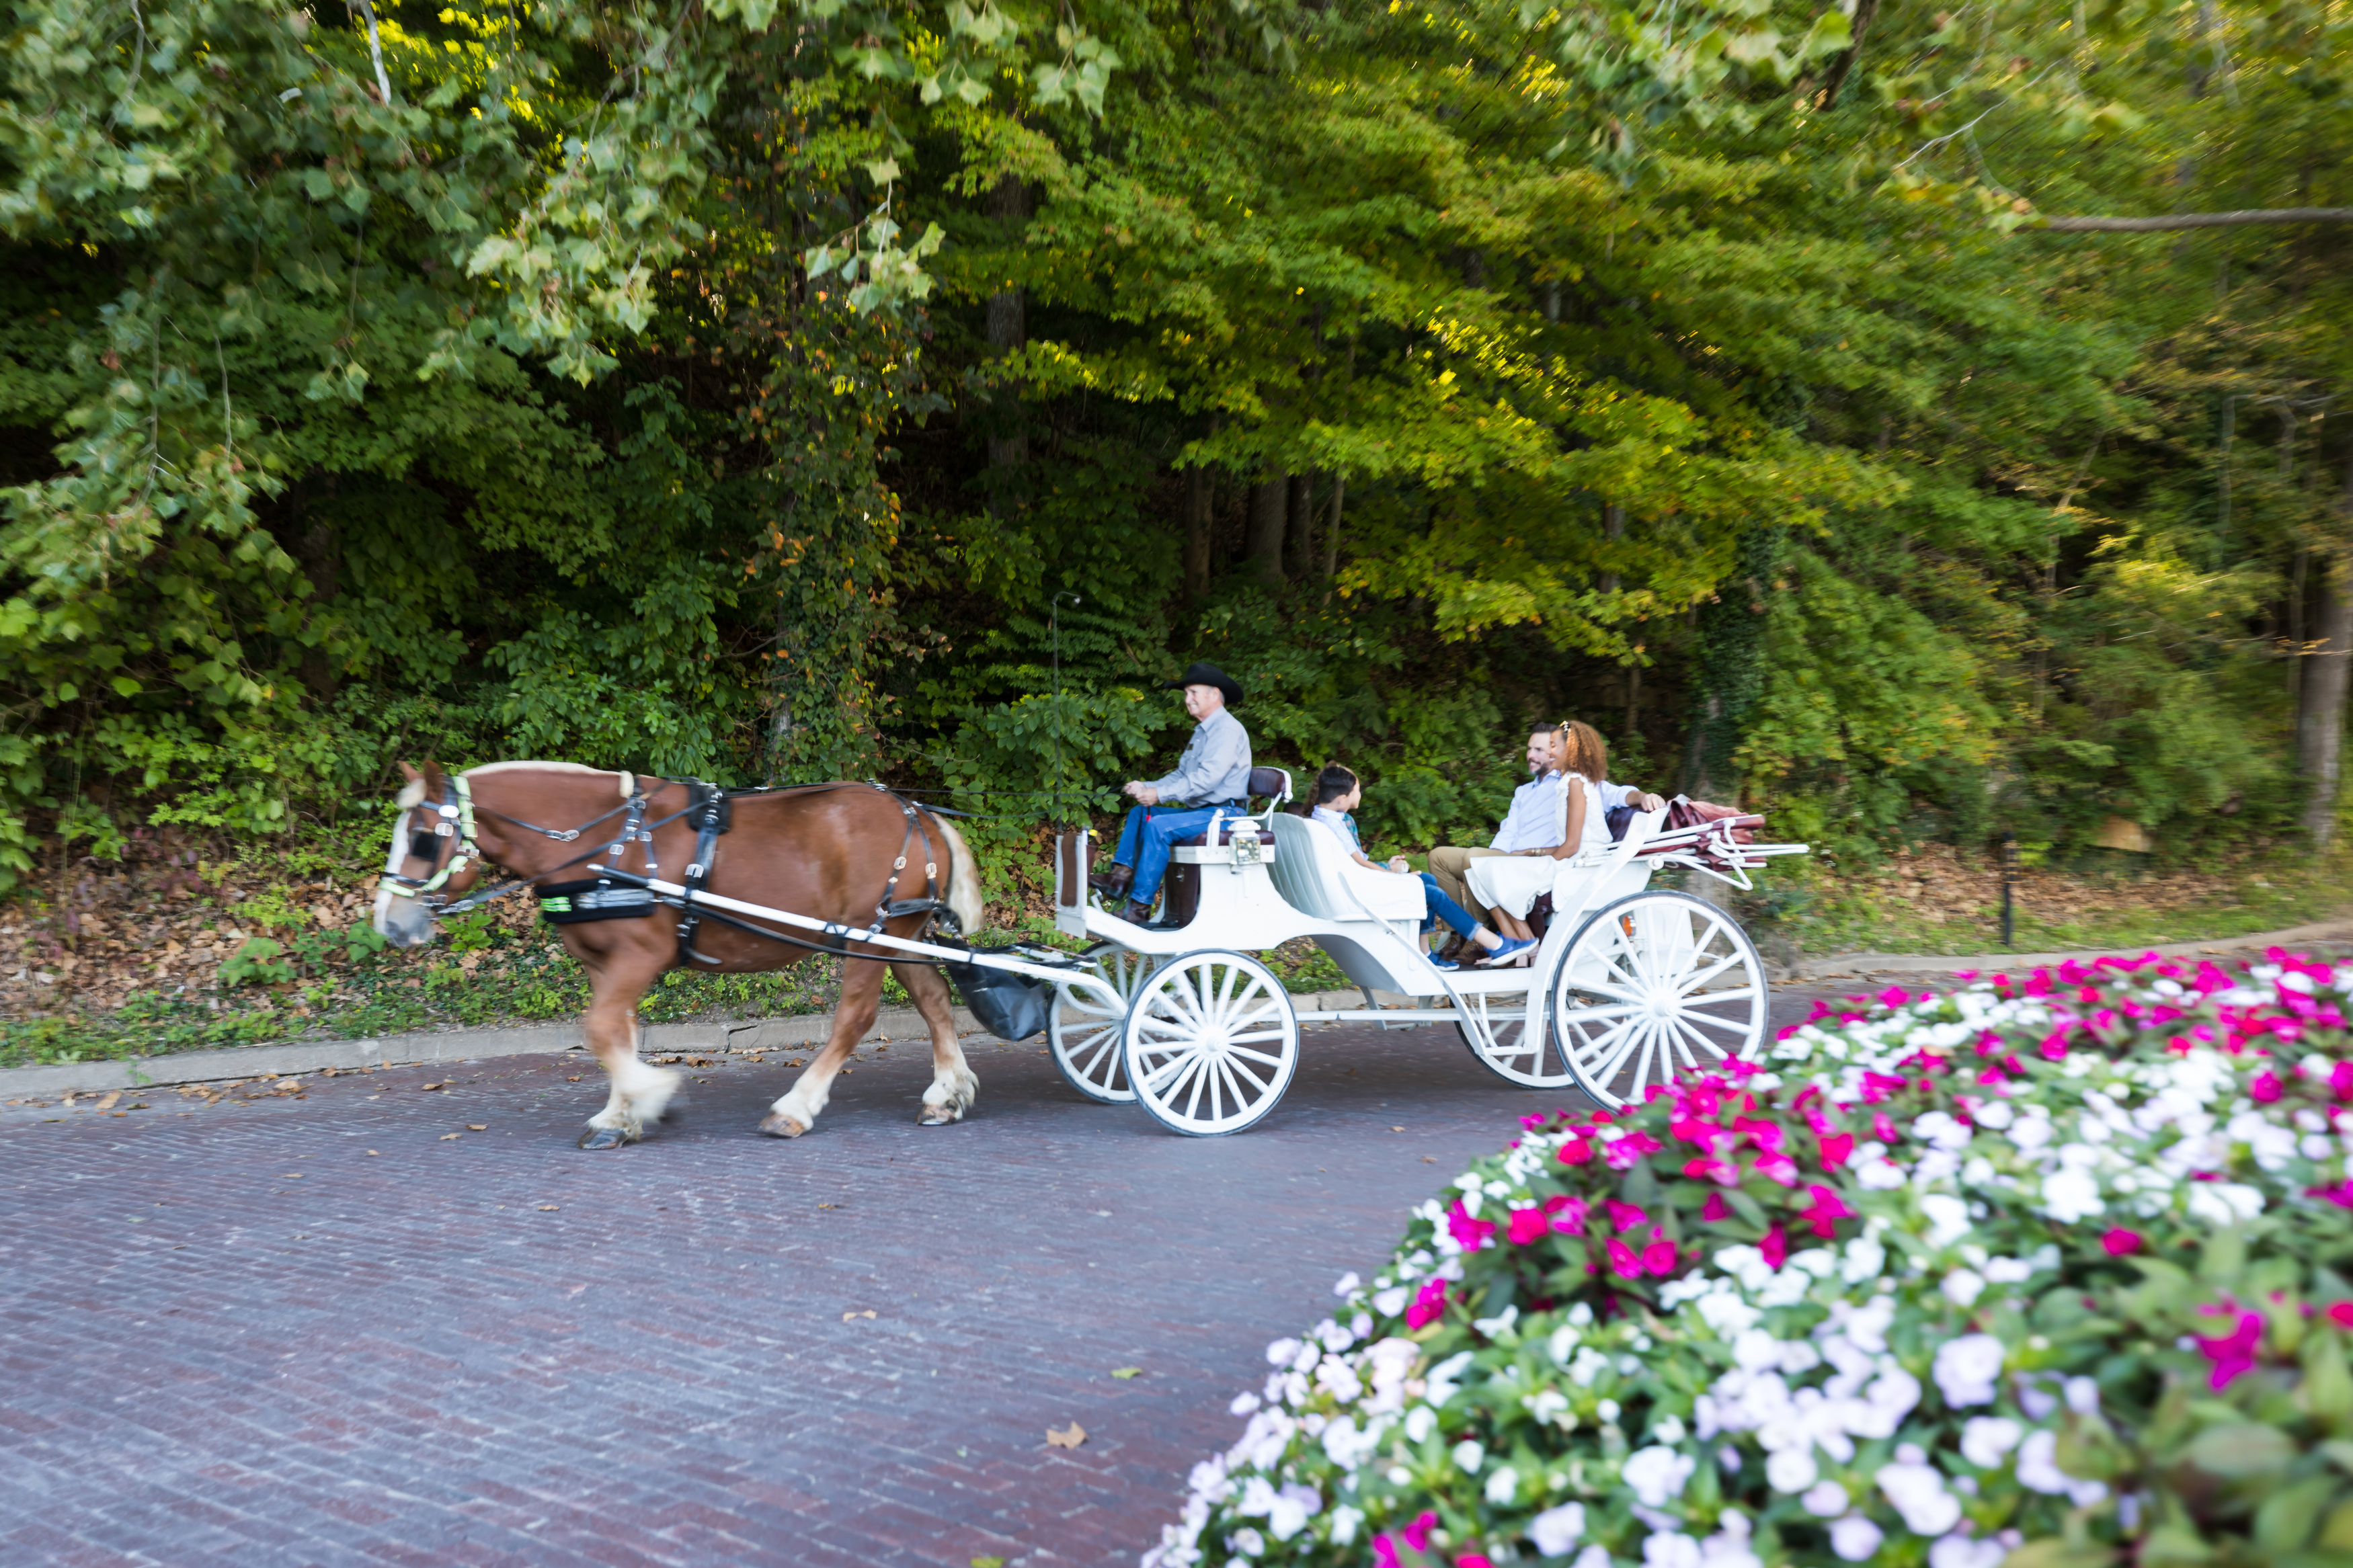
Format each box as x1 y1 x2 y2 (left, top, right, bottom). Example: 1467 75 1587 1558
2040 208 2353 232
1818 0 1878 111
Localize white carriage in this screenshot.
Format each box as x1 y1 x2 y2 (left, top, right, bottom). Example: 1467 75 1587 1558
1041 771 1810 1136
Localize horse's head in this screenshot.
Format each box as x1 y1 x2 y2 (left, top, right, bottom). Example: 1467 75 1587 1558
374 760 485 948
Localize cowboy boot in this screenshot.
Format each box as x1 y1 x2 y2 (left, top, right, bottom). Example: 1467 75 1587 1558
1119 897 1158 926
1089 863 1135 901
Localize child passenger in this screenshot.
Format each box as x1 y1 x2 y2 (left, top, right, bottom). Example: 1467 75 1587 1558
1304 764 1538 971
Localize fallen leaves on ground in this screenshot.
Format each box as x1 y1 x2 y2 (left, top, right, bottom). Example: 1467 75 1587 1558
537 1204 559 1212
1045 1422 1086 1449
466 1123 485 1130
842 1309 877 1321
420 1082 445 1091
439 1132 462 1141
1111 1367 1142 1380
972 1557 1006 1568
94 1091 120 1111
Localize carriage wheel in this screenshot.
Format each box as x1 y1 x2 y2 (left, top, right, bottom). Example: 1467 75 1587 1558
1122 950 1300 1137
1553 891 1767 1110
1048 944 1156 1104
1452 986 1574 1089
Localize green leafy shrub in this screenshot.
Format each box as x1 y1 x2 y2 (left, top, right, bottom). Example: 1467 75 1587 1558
217 938 296 987
1146 950 2353 1568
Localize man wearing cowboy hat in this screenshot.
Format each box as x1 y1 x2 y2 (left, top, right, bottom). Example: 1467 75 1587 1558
1090 662 1253 924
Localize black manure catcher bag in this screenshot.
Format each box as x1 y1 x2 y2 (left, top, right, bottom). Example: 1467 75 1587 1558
945 954 1051 1042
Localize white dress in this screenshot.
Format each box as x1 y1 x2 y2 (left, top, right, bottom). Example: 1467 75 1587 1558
1467 774 1609 919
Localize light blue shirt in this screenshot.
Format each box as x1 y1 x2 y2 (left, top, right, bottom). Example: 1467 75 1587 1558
1490 771 1632 853
1148 704 1253 806
1311 805 1361 854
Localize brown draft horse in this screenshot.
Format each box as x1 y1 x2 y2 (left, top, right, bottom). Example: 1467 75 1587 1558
371 761 985 1149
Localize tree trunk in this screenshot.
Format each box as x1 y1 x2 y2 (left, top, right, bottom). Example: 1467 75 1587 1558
1817 0 1879 109
986 177 1030 483
1322 474 1345 578
1246 474 1287 583
1287 473 1316 578
2301 454 2353 843
1183 465 1213 601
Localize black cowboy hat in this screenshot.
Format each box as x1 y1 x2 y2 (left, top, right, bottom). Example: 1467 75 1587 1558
1165 661 1244 708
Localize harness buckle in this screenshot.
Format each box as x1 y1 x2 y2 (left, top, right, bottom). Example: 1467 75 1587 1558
685 863 705 880
558 829 579 842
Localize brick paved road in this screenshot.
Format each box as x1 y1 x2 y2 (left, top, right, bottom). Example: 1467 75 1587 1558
1 987 1843 1567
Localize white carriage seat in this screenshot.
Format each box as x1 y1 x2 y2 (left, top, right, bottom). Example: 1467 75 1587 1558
1541 806 1667 941
1265 814 1425 924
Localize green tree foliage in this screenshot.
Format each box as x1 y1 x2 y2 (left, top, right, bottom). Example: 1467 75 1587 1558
0 0 2343 891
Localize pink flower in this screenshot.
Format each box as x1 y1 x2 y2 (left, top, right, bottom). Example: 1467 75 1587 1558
1878 985 1911 1008
2192 1309 2266 1390
1751 1151 1799 1188
1874 1113 1899 1143
1402 1514 1438 1552
2307 1182 2353 1210
1374 1539 1400 1568
1799 1184 1853 1239
1544 1194 1589 1233
2100 1228 2143 1256
1760 1223 1788 1270
1640 1231 1679 1276
1557 1137 1593 1166
1506 1207 1551 1246
1406 1278 1449 1330
1818 1132 1854 1169
2329 1303 2353 1329
2250 1071 2284 1104
1606 1199 1650 1233
1603 1131 1663 1171
1683 1156 1739 1185
1446 1200 1497 1252
1606 1238 1640 1276
2334 1063 2353 1103
1457 1557 1494 1568
1702 1192 1730 1223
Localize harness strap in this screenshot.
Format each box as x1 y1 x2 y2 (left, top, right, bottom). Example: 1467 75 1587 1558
675 780 734 967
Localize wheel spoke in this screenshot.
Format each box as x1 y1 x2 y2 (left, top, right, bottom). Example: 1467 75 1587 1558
1675 950 1745 995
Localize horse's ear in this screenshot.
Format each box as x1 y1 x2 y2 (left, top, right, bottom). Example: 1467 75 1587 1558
420 759 448 794
395 761 427 810
397 762 422 784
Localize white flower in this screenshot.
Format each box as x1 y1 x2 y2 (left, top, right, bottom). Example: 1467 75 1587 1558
2064 1376 2102 1415
2009 1113 2054 1152
1919 1194 1973 1245
1974 1100 2016 1130
1878 1455 1963 1534
1267 1482 1322 1541
1486 1465 1519 1504
1765 1447 1819 1493
1371 1287 1410 1318
1452 1438 1486 1473
1573 1549 1614 1568
1840 1235 1886 1283
1933 1335 2006 1407
1913 1111 1972 1150
1829 1516 1884 1561
1942 1268 1986 1307
1263 1337 1302 1366
1228 1525 1266 1557
2187 1182 2264 1225
1624 1445 1698 1507
1653 1414 1688 1445
1328 1505 1363 1545
1983 1255 2034 1285
1644 1531 1702 1568
1702 1512 1761 1568
1229 1391 1261 1416
1404 1405 1437 1443
1800 1480 1849 1516
1929 1536 2007 1568
1529 1501 1587 1555
2041 1165 2103 1223
1856 1157 1907 1190
1960 1415 2023 1468
2018 1429 2108 1506
1332 1272 1360 1297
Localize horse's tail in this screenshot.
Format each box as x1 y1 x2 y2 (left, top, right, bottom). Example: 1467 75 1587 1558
932 816 986 935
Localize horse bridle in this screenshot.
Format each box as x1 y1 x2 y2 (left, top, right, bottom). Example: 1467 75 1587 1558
379 774 635 915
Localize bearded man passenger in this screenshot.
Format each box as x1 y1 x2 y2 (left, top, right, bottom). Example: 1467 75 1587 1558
1424 723 1666 962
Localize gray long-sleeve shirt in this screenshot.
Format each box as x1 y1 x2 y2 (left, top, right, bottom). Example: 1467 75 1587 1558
1147 706 1253 806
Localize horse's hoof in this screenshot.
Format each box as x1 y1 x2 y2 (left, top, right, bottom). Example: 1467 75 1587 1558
758 1112 807 1139
917 1104 964 1126
577 1125 633 1151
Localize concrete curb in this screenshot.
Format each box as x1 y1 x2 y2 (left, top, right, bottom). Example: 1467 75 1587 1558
0 987 1386 1101
1792 917 2353 981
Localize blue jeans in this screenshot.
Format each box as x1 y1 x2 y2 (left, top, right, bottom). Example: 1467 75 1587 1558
1112 802 1239 903
1419 872 1480 938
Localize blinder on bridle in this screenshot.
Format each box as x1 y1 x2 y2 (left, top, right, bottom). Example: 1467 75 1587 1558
381 776 482 905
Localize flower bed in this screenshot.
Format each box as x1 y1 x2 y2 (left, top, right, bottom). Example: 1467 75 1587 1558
1144 950 2353 1568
